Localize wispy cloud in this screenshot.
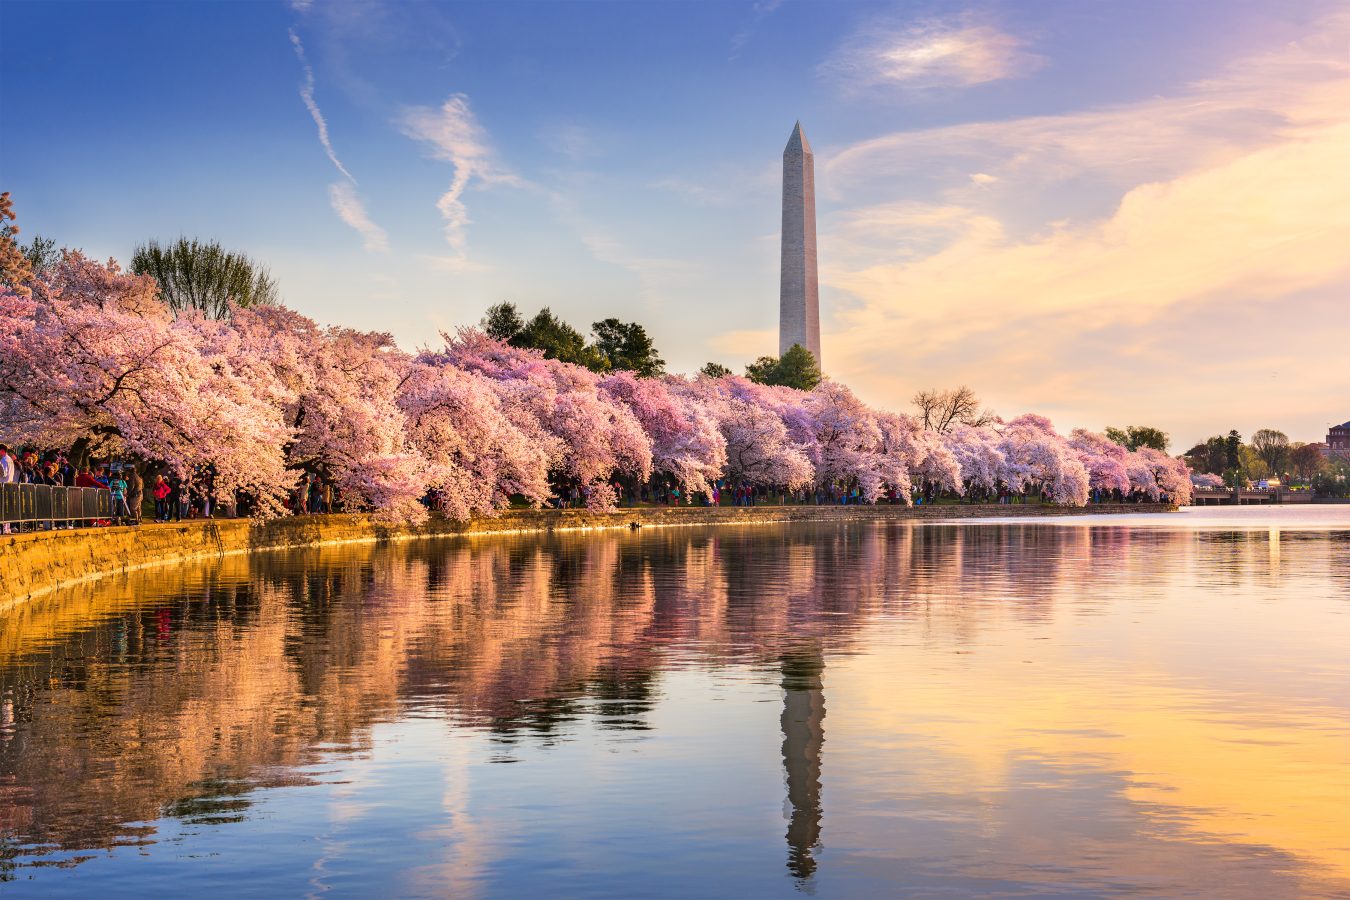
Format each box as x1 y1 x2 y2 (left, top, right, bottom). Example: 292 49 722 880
289 27 390 254
821 16 1043 91
400 94 520 267
329 182 389 252
540 123 602 161
289 28 355 182
731 0 785 56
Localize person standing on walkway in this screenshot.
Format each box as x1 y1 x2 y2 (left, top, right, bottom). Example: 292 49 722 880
0 444 14 535
167 476 181 521
0 444 14 486
109 471 131 524
177 476 191 521
153 474 170 521
126 466 144 524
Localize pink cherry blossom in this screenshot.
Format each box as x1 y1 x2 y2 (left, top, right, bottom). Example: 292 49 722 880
998 415 1090 505
942 424 1008 497
0 256 294 513
0 256 1194 519
600 371 726 495
678 375 812 490
1068 428 1132 496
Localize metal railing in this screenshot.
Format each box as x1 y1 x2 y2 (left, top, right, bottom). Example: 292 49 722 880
0 483 114 526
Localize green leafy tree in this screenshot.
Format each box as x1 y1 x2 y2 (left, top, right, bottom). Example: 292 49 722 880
1184 438 1224 475
22 234 58 275
1290 443 1326 481
482 302 524 342
699 362 731 378
1251 428 1291 475
1105 425 1169 452
1239 444 1270 481
1312 456 1350 498
485 304 666 376
513 307 607 370
1225 430 1242 470
1185 432 1247 475
131 238 278 318
744 355 779 384
591 317 665 377
745 343 822 391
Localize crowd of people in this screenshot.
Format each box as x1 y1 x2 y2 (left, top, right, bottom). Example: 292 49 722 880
594 475 1168 510
0 441 348 532
5 431 1172 536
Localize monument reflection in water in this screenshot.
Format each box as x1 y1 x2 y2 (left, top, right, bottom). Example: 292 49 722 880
1 518 1348 897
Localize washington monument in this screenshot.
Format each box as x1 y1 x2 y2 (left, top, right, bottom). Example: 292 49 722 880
779 121 821 367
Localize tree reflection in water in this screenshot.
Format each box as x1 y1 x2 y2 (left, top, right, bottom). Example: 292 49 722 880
0 524 908 862
1 521 1343 896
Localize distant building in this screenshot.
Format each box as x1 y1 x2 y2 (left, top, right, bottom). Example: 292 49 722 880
1329 421 1350 453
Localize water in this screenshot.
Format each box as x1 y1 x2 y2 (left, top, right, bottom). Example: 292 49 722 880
1 508 1348 897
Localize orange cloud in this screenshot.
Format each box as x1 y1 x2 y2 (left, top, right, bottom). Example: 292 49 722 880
818 14 1350 443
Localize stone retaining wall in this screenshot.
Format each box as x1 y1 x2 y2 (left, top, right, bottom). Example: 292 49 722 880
0 503 1172 611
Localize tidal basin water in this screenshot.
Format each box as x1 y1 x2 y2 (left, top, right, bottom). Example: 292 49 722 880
2 508 1348 897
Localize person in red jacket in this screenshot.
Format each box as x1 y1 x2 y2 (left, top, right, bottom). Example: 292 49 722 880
152 474 171 521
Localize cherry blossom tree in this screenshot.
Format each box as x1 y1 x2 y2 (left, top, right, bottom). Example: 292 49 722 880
600 371 726 495
1137 446 1194 505
943 424 1008 498
1068 428 1132 497
1124 453 1163 500
999 415 1090 506
879 412 963 498
226 305 418 515
0 254 294 512
398 354 553 521
679 375 813 491
801 382 927 502
433 330 653 508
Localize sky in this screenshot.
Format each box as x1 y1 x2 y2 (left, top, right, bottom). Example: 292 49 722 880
2 0 1347 449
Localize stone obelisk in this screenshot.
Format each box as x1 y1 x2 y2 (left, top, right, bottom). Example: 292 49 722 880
779 121 821 367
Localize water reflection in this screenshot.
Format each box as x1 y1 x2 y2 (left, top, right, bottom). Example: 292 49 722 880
780 648 825 883
0 519 1347 896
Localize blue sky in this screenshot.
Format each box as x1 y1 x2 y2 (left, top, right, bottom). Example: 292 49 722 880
3 0 1347 447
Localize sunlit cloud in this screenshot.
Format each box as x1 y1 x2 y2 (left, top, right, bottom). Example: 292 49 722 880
328 182 388 253
817 14 1350 442
400 94 521 269
821 16 1043 91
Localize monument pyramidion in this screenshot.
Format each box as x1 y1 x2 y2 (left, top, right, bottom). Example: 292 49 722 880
779 121 821 368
